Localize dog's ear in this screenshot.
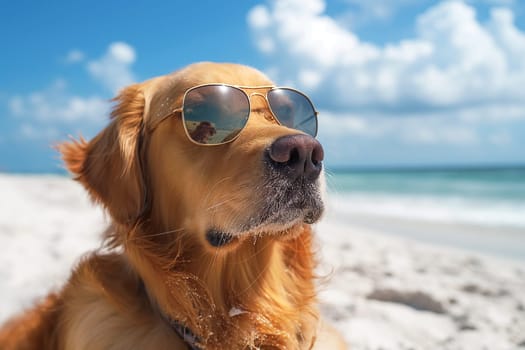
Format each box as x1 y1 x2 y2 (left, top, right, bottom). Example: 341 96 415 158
59 84 147 225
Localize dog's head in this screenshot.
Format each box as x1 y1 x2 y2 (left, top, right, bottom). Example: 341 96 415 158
60 62 324 249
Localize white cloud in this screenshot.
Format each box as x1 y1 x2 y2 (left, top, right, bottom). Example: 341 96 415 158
19 124 60 141
248 5 272 29
248 1 525 113
64 49 85 63
318 113 372 138
469 0 515 5
488 130 512 145
403 124 479 145
8 79 107 124
6 42 139 142
338 0 420 25
7 79 109 141
320 110 481 146
87 42 136 94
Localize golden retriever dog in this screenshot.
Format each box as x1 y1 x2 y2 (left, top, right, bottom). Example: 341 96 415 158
0 62 346 349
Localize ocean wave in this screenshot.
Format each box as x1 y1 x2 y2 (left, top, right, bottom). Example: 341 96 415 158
328 192 525 229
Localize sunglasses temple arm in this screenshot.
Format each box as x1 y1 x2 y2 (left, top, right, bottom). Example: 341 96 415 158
147 108 183 132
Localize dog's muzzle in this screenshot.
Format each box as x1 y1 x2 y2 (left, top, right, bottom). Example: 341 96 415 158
250 134 325 231
205 134 325 247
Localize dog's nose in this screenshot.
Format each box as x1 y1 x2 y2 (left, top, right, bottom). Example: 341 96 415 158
268 134 324 181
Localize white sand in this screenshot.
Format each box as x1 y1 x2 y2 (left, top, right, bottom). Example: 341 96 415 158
1 174 524 349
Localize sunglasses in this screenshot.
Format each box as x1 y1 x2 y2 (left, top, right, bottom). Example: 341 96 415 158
153 84 319 145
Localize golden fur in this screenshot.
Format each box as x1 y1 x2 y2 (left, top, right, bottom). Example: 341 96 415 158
0 63 346 349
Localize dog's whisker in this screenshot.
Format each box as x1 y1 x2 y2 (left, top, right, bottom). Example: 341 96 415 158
205 186 265 214
235 250 272 297
203 176 234 205
206 197 237 211
130 227 186 240
205 245 223 281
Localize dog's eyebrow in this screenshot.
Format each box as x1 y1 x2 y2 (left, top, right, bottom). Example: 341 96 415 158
251 107 278 123
251 108 268 114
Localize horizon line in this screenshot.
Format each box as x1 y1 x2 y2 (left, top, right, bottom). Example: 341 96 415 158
327 163 525 173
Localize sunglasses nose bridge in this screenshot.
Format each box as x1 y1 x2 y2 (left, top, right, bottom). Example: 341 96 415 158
247 92 278 124
247 92 267 105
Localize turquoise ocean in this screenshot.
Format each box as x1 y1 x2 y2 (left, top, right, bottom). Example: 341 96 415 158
324 166 525 259
326 166 525 229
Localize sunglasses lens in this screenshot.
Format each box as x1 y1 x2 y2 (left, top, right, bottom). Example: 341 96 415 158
267 88 318 137
183 85 250 144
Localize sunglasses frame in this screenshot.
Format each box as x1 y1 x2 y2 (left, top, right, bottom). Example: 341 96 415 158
149 84 319 146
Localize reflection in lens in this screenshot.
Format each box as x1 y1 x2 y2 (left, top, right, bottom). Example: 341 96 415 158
183 85 250 144
267 88 317 137
187 121 216 144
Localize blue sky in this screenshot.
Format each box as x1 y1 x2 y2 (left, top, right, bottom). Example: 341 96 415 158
1 0 524 172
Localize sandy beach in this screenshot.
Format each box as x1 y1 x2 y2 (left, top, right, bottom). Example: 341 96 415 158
1 174 524 349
